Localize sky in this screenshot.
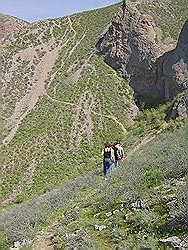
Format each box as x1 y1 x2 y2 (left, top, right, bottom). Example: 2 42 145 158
0 0 121 22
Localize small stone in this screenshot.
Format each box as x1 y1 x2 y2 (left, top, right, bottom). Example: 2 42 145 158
140 247 152 250
163 179 171 189
95 225 106 231
142 235 148 240
112 209 120 215
13 240 22 248
119 246 129 250
98 225 106 231
106 212 112 217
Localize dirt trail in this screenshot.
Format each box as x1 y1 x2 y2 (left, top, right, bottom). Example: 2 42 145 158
124 127 164 160
103 113 127 135
47 17 77 80
33 238 54 250
45 93 75 106
92 110 127 135
67 32 86 59
33 129 164 248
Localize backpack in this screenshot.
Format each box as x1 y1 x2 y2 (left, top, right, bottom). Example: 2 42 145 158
103 147 112 158
114 145 123 160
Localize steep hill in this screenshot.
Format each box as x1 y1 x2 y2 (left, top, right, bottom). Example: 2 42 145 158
2 3 137 203
1 123 188 249
0 13 29 38
1 0 188 249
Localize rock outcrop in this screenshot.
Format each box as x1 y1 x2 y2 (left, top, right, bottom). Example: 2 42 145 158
159 236 188 250
165 91 188 121
96 2 188 101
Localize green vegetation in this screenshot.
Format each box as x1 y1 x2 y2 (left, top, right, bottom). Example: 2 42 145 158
1 124 187 248
138 0 188 39
2 3 131 203
0 229 9 250
1 1 188 249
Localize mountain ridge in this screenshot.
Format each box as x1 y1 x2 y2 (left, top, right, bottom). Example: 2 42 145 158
0 13 29 38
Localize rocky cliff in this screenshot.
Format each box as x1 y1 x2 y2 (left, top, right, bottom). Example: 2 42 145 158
96 2 188 100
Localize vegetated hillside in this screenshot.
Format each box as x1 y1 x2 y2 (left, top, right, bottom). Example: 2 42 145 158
2 3 137 205
137 0 188 40
1 123 187 249
1 0 188 249
0 13 29 38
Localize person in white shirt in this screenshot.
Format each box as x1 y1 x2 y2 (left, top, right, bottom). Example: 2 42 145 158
113 141 124 169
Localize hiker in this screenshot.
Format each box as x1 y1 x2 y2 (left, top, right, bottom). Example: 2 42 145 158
113 141 124 169
102 143 115 177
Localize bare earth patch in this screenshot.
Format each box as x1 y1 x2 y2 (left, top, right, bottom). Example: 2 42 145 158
70 91 94 148
2 44 61 145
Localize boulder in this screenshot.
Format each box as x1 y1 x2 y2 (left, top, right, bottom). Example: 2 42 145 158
165 91 188 121
159 236 185 249
94 225 106 231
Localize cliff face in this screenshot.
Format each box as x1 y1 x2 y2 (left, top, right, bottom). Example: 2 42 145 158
96 3 188 100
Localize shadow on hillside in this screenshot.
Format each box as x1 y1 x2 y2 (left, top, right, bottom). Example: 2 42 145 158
133 91 165 110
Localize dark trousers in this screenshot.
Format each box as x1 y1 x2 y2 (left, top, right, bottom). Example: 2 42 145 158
114 159 119 169
103 158 113 176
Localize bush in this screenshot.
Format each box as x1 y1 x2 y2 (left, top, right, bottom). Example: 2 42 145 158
143 167 162 188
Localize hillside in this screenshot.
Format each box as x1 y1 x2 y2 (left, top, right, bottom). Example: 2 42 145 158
0 13 29 38
1 0 188 249
1 124 188 249
2 3 136 204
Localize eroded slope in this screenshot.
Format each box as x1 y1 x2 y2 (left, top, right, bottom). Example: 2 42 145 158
2 4 137 205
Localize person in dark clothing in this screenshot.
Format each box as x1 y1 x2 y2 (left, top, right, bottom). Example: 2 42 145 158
102 143 115 178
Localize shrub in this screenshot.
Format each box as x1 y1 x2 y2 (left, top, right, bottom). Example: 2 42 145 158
143 167 162 189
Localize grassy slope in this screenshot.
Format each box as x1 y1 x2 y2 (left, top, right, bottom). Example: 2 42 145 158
56 123 188 249
1 123 187 248
137 0 188 39
1 0 188 248
2 3 135 202
2 0 187 205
